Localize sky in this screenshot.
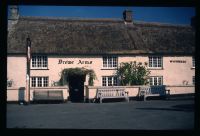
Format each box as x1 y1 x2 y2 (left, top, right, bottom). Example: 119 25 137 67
12 6 195 25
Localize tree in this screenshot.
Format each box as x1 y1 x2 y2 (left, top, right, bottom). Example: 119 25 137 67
117 61 150 86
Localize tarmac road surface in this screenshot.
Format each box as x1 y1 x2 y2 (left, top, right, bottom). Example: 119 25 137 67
7 98 194 129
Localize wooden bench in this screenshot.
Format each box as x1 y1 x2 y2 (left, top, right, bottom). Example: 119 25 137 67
138 85 170 101
95 88 129 103
33 90 64 101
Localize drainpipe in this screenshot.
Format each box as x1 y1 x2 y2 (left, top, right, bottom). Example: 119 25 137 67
25 35 31 104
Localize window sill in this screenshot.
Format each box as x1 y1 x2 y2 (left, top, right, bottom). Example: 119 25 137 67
191 67 195 69
30 68 49 70
101 68 117 70
31 86 49 89
147 67 163 70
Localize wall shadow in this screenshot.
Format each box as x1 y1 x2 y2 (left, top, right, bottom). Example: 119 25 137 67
18 87 25 102
136 104 194 112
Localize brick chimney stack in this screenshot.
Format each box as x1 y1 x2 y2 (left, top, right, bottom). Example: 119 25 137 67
191 16 195 29
9 6 19 20
123 10 133 23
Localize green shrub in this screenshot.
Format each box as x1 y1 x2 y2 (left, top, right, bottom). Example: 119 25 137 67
117 61 150 86
58 68 96 86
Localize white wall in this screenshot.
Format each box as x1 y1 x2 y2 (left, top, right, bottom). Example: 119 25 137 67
7 56 26 88
30 55 195 86
7 55 195 101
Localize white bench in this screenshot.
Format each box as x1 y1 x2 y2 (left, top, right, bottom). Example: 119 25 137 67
95 88 129 103
33 90 64 101
138 85 170 101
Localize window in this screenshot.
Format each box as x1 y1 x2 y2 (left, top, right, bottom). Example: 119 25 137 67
43 77 48 87
31 55 48 69
149 56 163 68
108 77 113 86
102 76 118 86
102 77 107 86
31 77 49 87
38 77 42 87
103 56 118 68
149 76 163 86
193 76 195 85
31 77 36 87
192 57 195 68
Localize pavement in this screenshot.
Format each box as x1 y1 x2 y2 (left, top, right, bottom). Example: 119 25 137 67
7 98 194 130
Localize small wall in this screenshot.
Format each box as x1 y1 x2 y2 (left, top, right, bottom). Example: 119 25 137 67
85 86 141 100
85 85 195 100
166 85 195 95
30 86 69 101
7 85 194 102
7 87 22 101
7 86 69 102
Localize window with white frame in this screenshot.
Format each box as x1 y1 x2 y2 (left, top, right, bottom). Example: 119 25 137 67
149 56 163 68
192 56 195 68
102 76 118 86
103 56 118 68
31 55 48 69
31 77 49 87
31 77 36 87
149 76 163 86
193 76 195 85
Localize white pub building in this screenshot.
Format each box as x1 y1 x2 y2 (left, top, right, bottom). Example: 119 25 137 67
7 6 195 103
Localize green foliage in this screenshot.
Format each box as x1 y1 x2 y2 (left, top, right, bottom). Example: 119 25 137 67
58 67 96 86
117 61 150 86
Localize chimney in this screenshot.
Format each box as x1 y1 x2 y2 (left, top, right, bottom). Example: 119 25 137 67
9 6 19 20
123 10 132 23
191 16 195 29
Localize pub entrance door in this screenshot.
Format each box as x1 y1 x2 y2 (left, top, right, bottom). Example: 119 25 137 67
68 75 85 102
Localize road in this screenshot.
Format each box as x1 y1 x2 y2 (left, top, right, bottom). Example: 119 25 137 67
7 98 194 129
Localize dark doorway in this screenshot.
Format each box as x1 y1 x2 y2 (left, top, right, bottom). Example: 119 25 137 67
68 74 85 102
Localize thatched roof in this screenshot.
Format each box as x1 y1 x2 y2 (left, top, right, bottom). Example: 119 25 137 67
7 16 195 55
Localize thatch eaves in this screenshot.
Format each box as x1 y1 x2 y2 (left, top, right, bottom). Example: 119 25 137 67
7 16 195 55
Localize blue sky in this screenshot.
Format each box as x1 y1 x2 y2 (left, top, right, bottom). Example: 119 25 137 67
15 6 195 25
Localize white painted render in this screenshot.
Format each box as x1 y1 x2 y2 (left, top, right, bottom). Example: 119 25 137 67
7 55 195 101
